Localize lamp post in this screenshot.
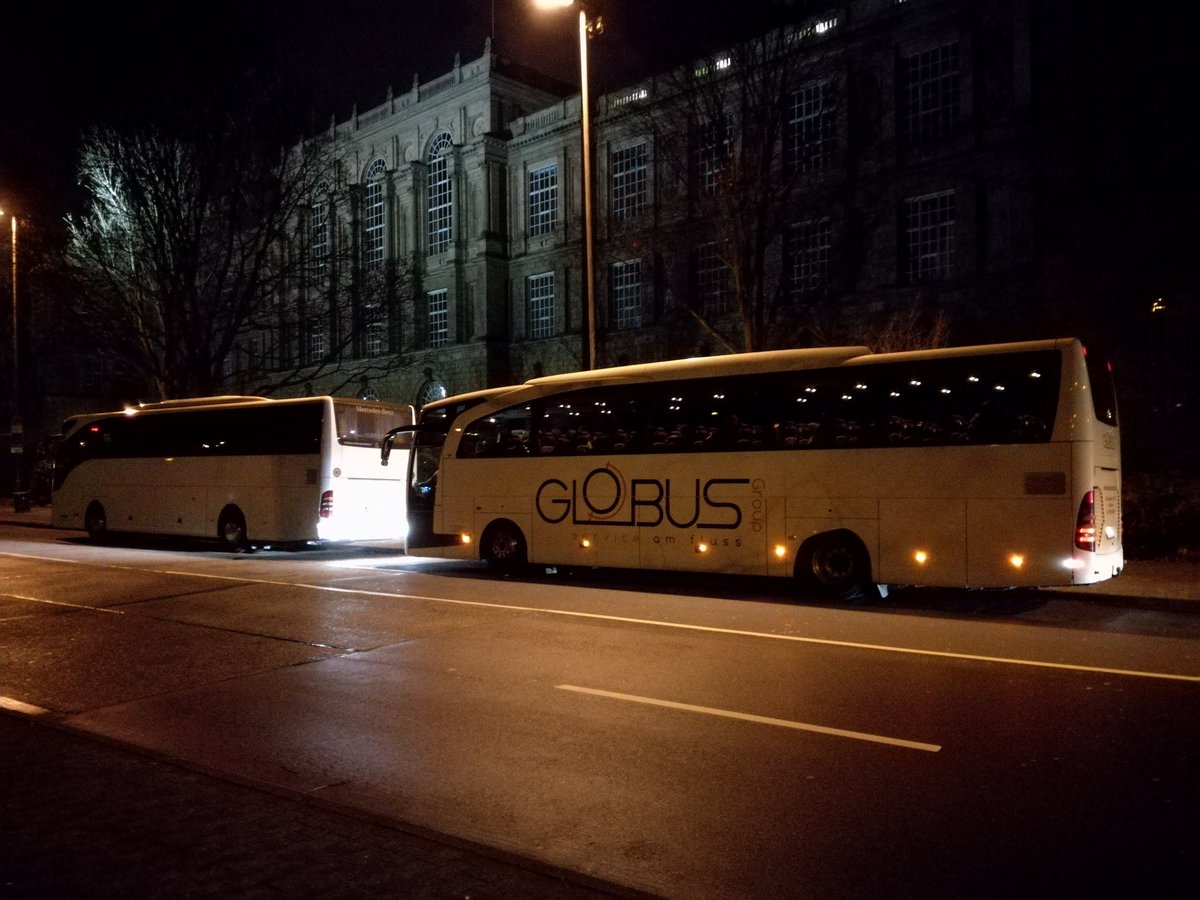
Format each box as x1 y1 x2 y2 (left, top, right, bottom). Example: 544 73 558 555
0 208 23 510
533 0 601 370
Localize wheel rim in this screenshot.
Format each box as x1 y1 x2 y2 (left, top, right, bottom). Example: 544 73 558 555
812 542 856 588
484 523 526 569
219 509 247 547
490 530 519 560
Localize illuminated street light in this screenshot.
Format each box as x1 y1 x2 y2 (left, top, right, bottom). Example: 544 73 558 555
533 0 601 369
0 207 24 511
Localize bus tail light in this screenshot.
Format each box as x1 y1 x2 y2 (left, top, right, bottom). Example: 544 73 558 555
319 490 334 519
1075 491 1096 551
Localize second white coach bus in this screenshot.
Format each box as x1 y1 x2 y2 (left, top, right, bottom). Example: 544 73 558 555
382 338 1122 596
53 395 413 547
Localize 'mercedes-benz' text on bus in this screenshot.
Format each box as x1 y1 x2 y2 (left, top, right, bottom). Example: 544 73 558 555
382 339 1121 596
54 395 413 547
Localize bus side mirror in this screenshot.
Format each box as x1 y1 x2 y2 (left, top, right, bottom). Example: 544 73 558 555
380 424 415 466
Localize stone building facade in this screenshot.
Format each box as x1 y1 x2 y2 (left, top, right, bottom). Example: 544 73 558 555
260 0 1059 409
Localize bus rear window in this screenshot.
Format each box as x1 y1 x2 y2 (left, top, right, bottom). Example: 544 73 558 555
334 402 414 446
1084 349 1119 426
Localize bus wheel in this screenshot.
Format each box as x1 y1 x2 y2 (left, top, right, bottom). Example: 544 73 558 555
84 502 108 543
481 520 527 572
218 506 250 551
798 531 875 601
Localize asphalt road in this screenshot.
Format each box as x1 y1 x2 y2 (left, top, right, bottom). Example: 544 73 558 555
2 522 1198 897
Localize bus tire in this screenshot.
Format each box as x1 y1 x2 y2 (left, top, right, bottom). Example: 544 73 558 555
218 506 250 551
797 530 876 601
481 519 527 572
84 501 108 543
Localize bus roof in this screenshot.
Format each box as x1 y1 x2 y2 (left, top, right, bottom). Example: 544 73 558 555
526 346 875 387
130 395 268 410
60 394 411 434
419 339 1084 415
841 337 1077 367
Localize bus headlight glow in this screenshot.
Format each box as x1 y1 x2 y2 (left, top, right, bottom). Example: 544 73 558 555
1062 558 1085 570
914 550 929 565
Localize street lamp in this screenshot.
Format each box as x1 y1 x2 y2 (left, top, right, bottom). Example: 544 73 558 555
533 0 601 370
0 208 23 510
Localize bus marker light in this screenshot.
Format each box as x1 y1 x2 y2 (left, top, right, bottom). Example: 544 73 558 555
914 550 929 565
696 542 709 554
774 544 787 559
460 533 472 545
1008 554 1025 569
580 537 592 549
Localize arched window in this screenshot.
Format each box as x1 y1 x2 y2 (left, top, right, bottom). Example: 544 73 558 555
362 158 386 270
427 133 454 254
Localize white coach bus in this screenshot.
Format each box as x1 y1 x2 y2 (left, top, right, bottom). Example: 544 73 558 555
382 338 1122 597
53 395 413 547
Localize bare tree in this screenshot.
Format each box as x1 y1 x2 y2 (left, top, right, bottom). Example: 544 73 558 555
629 17 830 353
64 111 408 400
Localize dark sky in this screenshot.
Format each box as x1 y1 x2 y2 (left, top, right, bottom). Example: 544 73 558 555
0 0 803 219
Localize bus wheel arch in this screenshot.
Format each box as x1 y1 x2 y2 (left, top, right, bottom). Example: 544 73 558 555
84 501 108 542
480 519 528 572
796 529 876 601
217 505 250 550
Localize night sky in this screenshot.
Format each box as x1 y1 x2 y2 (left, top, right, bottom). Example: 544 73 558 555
0 0 802 219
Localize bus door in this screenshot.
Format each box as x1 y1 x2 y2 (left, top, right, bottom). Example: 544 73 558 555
383 423 449 550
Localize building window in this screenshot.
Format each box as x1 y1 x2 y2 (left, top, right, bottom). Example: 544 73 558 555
787 218 833 301
611 259 643 330
901 41 960 143
311 185 329 282
527 272 556 340
363 305 385 356
427 133 454 254
307 318 329 364
611 142 648 221
694 118 731 197
903 190 956 283
528 164 558 236
697 242 733 315
787 80 837 173
362 158 386 270
427 289 449 348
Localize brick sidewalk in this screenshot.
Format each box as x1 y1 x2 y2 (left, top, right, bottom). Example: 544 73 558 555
0 714 630 899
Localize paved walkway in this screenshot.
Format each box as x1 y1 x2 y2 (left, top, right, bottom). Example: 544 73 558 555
0 714 628 899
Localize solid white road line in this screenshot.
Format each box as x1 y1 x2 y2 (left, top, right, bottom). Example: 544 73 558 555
0 695 51 716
